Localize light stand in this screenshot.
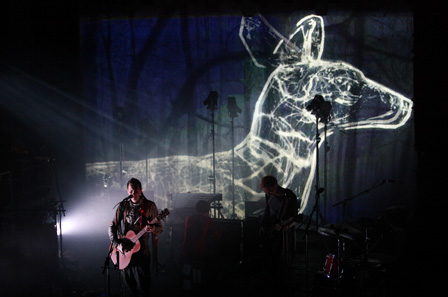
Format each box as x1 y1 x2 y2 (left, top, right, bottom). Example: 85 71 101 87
204 91 218 195
227 96 241 219
302 94 332 297
49 159 66 260
323 122 330 223
305 94 331 229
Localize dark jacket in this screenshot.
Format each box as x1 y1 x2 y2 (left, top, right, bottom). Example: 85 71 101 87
108 196 163 266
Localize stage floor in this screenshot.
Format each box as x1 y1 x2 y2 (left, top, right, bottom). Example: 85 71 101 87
5 222 430 297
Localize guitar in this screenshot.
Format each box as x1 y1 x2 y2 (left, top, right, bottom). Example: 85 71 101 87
110 208 169 270
262 216 297 239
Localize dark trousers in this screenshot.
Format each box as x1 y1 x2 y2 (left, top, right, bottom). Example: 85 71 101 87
262 229 295 277
123 264 151 297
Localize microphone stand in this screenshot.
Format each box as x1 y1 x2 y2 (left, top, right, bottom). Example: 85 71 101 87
102 250 112 297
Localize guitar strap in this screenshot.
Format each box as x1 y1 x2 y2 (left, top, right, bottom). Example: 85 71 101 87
112 201 128 267
121 201 128 236
139 198 147 227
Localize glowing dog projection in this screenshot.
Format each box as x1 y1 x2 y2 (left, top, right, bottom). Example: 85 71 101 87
236 14 413 214
87 14 413 219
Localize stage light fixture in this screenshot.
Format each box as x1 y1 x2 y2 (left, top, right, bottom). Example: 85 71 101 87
306 94 332 123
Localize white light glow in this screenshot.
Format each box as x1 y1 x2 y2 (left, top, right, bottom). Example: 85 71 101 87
56 200 113 236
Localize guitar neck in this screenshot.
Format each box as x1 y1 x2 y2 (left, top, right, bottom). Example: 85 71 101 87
130 215 163 243
131 228 148 243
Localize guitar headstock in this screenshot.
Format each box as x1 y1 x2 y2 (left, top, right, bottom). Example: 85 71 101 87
146 208 170 226
157 208 170 221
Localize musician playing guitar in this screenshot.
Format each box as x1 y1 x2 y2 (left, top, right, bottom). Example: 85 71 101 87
108 178 164 297
259 175 302 280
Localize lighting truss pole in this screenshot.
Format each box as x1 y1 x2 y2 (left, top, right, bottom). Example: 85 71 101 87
227 96 241 219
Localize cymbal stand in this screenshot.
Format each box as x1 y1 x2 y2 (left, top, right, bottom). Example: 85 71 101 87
332 179 390 293
332 179 388 255
333 179 388 222
336 235 346 297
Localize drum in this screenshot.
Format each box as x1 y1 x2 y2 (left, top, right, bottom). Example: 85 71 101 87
322 253 341 278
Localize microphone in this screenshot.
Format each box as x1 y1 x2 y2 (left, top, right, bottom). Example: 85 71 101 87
124 195 133 200
381 179 395 184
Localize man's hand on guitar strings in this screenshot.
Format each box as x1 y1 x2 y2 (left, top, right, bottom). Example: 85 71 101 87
117 238 135 252
144 224 156 233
